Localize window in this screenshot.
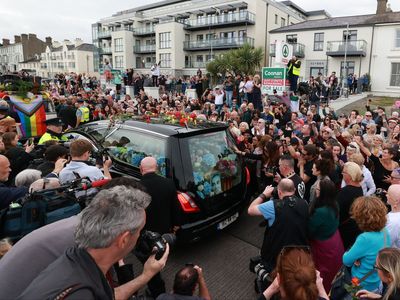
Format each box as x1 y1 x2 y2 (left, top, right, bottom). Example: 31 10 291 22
159 32 171 49
281 18 286 27
160 53 171 68
340 61 355 79
275 14 278 24
390 63 400 86
205 54 215 61
114 38 123 52
196 55 203 62
115 56 124 68
103 128 168 177
286 34 297 43
196 35 204 41
314 33 324 51
206 34 214 40
238 30 247 39
396 29 400 48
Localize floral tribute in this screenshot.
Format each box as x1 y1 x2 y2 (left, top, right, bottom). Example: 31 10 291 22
344 277 362 300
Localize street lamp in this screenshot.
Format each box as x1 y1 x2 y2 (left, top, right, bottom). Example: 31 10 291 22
341 23 349 97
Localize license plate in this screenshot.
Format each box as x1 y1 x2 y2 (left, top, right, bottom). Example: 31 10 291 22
217 212 239 230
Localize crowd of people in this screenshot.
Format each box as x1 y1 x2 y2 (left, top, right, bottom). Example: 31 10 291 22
0 68 399 300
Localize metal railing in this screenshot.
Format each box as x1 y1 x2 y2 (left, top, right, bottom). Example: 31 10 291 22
134 44 156 53
133 27 155 36
136 62 155 69
100 47 112 54
269 43 305 58
98 31 112 38
184 37 254 50
184 11 255 28
185 61 206 68
326 40 367 54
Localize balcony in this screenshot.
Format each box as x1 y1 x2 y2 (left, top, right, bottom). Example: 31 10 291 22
134 44 156 54
98 31 112 39
183 37 254 51
99 47 112 55
133 27 155 36
269 43 305 58
326 40 367 57
185 61 206 68
184 11 255 30
136 62 155 69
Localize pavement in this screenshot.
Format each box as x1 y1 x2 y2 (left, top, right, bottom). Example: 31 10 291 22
327 93 367 111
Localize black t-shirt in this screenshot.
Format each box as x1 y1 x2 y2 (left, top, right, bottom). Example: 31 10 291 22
288 173 306 199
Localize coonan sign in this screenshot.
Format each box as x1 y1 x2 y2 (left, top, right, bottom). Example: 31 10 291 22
261 67 288 95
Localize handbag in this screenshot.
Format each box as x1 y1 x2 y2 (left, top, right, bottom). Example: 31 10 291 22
330 230 388 300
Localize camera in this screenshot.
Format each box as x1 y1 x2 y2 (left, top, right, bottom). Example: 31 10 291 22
135 230 176 260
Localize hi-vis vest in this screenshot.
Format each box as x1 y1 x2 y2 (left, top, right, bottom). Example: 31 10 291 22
79 106 90 122
38 132 68 145
289 61 301 76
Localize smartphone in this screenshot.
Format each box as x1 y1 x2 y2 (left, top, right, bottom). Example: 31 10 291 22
28 138 34 146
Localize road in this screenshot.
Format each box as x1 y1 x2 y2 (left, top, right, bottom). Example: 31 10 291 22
127 211 265 299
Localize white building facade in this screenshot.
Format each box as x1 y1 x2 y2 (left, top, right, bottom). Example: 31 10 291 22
36 39 95 78
269 0 400 96
93 0 328 76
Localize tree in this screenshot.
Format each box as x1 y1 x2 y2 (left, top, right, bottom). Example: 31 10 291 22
206 44 264 80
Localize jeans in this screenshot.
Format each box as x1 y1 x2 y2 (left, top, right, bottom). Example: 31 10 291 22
225 90 233 108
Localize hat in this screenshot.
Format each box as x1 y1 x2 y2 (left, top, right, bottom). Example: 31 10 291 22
45 118 64 126
388 118 398 124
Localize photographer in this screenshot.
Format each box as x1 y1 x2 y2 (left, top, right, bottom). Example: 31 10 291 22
248 179 309 289
16 185 169 300
157 265 211 300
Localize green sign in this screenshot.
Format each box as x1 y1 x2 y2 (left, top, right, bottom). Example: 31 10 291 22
261 67 289 95
282 44 290 58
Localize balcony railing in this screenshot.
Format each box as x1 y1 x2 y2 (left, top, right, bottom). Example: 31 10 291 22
269 43 305 58
98 31 112 39
326 40 367 57
184 37 254 51
100 47 112 54
134 44 156 53
184 11 255 30
136 62 155 69
185 61 206 68
133 27 155 36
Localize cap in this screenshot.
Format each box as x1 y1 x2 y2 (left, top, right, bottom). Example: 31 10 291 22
388 118 398 124
45 118 64 126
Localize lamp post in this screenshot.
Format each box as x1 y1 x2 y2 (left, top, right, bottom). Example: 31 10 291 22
341 23 349 97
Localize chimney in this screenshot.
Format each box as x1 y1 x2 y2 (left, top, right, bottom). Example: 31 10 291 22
21 34 28 41
28 33 37 40
377 0 388 14
74 38 83 47
45 37 52 45
2 39 10 46
14 35 21 43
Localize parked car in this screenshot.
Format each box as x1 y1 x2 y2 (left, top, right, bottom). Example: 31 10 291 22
68 117 249 242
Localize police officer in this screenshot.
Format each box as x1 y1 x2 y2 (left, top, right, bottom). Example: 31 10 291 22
287 55 301 93
75 99 89 127
38 118 68 145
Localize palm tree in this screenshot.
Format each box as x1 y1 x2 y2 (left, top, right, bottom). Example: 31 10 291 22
206 44 264 79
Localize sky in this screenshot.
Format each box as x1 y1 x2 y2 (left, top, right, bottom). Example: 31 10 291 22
1 0 399 43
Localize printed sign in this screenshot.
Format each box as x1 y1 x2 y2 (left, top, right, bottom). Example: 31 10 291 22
275 41 293 65
262 67 289 95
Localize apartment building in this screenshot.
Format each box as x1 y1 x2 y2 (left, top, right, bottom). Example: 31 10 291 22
269 0 400 95
0 34 49 73
93 0 328 76
34 39 96 78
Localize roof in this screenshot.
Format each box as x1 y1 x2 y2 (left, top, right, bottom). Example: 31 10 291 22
20 57 40 63
75 44 95 52
270 11 400 33
112 0 187 16
80 118 227 138
307 10 331 17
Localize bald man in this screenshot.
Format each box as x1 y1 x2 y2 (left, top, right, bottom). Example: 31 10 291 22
0 155 28 209
139 156 180 298
386 184 400 248
248 179 309 275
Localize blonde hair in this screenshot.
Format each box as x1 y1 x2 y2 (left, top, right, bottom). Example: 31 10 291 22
377 248 400 300
349 153 365 167
343 162 363 182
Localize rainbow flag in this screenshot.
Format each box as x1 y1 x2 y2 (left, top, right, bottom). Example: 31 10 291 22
8 94 47 138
